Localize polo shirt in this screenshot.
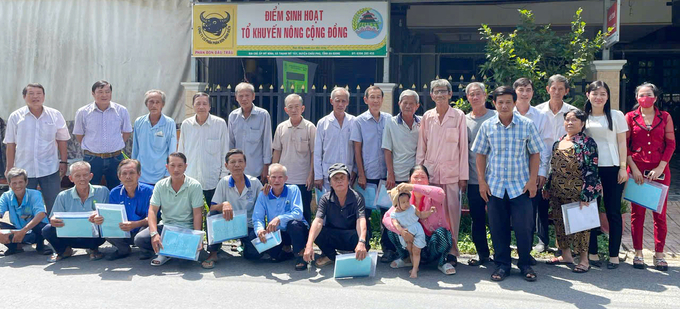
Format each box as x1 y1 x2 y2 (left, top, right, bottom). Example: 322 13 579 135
382 113 421 182
350 111 390 180
272 118 316 184
252 184 307 233
150 175 204 229
131 114 177 184
108 183 154 234
211 175 263 228
316 188 366 231
228 106 273 178
0 189 49 229
51 184 110 215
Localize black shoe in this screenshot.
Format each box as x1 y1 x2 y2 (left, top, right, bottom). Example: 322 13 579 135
380 250 397 263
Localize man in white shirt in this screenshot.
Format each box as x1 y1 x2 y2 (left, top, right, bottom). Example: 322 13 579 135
535 74 577 142
514 78 555 255
178 92 230 203
3 84 70 214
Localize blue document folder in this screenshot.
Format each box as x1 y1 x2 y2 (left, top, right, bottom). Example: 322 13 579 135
375 180 392 209
158 225 204 261
334 251 378 279
207 211 248 245
353 183 377 210
315 188 328 206
54 212 99 238
623 178 668 213
250 230 282 253
96 204 130 238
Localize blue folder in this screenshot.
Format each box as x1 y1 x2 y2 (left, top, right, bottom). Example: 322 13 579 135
207 211 248 245
315 188 328 205
334 251 378 279
353 183 377 210
96 204 130 238
375 180 392 209
158 225 204 261
623 178 668 212
54 212 99 238
250 230 282 253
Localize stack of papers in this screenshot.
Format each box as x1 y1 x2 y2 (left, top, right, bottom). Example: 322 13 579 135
623 178 669 213
158 225 204 261
561 201 600 235
334 251 378 279
251 230 282 253
53 212 99 238
96 203 130 238
207 211 248 245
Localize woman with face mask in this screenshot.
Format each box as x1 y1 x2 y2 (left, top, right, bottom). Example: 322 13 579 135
625 82 676 271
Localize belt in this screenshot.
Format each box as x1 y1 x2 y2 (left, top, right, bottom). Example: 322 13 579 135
83 150 122 159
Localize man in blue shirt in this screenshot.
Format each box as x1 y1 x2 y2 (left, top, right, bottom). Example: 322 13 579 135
131 89 177 184
471 86 543 282
43 161 109 263
252 163 309 270
102 159 152 260
0 168 50 256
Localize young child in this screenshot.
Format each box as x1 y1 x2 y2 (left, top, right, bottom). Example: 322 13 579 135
390 191 435 278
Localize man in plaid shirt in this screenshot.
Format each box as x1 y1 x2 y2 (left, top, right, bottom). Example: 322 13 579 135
471 86 543 282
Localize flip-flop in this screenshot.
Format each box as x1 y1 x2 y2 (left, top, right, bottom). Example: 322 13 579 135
521 267 537 282
468 257 490 266
633 256 645 269
151 255 171 266
201 258 216 269
314 256 333 268
48 247 73 263
573 264 591 273
438 262 456 275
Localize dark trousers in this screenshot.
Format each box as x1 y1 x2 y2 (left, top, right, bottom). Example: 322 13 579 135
202 189 215 206
467 184 490 259
27 171 61 214
532 190 551 246
367 178 396 253
106 231 138 255
244 220 309 260
0 222 47 251
589 166 624 257
42 224 105 255
84 153 123 190
488 192 534 271
314 227 371 261
295 184 313 224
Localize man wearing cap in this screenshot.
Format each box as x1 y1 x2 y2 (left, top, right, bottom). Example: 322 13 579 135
303 163 369 267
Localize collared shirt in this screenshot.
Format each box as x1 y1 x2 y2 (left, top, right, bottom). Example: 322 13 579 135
272 118 316 185
585 110 628 167
625 107 676 164
0 189 49 229
3 106 70 178
73 102 132 153
51 184 110 215
228 106 273 178
178 114 229 190
350 111 390 180
466 109 497 185
211 175 263 228
382 113 421 182
416 106 469 185
514 106 554 177
471 114 544 199
150 176 204 229
316 188 366 231
535 100 577 142
314 112 356 182
131 114 178 184
108 183 153 234
252 184 307 233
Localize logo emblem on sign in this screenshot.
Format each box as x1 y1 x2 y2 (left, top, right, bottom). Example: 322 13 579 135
198 11 231 44
352 8 383 40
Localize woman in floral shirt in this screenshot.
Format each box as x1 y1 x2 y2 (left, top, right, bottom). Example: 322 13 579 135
544 109 603 273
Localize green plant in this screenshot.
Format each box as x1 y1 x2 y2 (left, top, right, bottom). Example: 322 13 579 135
479 8 607 105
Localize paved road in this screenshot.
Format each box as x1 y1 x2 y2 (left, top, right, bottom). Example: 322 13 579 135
2 246 678 309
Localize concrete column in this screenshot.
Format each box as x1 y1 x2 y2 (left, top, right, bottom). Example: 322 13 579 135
180 82 207 120
375 83 398 114
590 60 627 110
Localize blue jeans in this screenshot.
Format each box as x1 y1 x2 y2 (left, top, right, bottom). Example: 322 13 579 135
83 153 123 190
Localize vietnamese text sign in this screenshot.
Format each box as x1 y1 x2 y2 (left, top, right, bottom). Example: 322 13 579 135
192 1 389 57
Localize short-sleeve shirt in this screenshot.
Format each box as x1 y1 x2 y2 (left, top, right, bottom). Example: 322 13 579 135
73 102 132 154
314 112 356 181
108 183 154 234
465 109 496 185
131 114 177 184
585 110 628 167
0 189 49 229
272 118 316 184
211 175 263 228
535 101 577 142
315 188 366 231
350 111 390 180
178 114 230 190
382 114 421 182
51 185 110 215
228 106 273 178
150 176 204 229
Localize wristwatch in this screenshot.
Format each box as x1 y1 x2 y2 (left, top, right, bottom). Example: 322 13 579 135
150 231 159 238
358 239 366 244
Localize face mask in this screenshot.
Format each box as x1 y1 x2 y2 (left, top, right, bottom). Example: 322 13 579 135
637 96 655 108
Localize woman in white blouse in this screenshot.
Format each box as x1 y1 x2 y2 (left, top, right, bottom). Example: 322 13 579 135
583 80 628 269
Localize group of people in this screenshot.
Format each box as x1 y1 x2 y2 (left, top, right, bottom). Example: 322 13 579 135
0 75 674 281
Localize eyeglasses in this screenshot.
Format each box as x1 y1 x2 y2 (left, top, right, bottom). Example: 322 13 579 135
432 90 449 95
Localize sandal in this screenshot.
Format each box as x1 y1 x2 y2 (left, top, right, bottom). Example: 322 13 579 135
521 267 537 282
390 258 412 269
151 255 171 266
201 257 217 269
294 256 307 271
490 268 508 282
653 257 669 271
446 254 458 267
438 262 456 275
87 250 104 261
314 256 333 268
48 247 73 263
573 264 591 273
546 257 573 265
633 256 645 269
468 256 490 267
